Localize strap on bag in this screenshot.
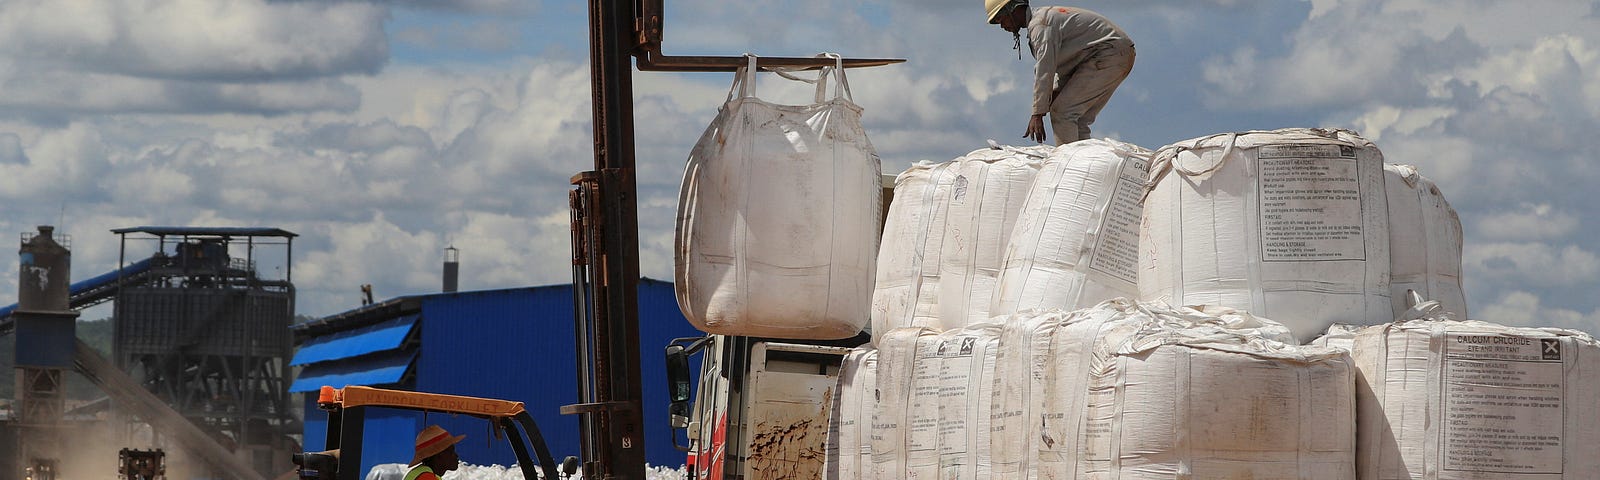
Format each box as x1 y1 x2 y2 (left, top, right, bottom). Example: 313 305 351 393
726 54 760 101
764 53 856 104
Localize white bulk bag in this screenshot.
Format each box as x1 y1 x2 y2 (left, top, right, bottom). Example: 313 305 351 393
677 54 881 339
1384 163 1467 320
872 161 957 335
827 348 875 480
872 146 1045 334
905 332 945 479
935 324 1002 480
935 148 1046 328
1076 322 1356 479
1036 300 1299 479
992 139 1152 317
1141 128 1392 342
990 310 1068 480
871 327 937 479
1351 304 1600 479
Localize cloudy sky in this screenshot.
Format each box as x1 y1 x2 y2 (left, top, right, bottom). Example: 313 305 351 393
0 0 1597 333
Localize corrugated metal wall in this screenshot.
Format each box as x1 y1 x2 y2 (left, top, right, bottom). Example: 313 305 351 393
298 280 700 473
415 279 700 468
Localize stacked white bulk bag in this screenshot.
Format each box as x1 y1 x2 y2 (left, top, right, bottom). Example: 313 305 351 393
871 327 937 479
905 331 945 478
1141 128 1392 342
677 54 880 339
827 348 876 480
1384 163 1467 320
992 139 1152 317
1035 300 1315 479
989 310 1068 479
935 148 1046 328
872 146 1046 334
935 324 1003 480
1083 326 1355 478
873 162 958 334
1350 304 1600 479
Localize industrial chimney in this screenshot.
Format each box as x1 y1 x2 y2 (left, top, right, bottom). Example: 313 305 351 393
442 245 459 293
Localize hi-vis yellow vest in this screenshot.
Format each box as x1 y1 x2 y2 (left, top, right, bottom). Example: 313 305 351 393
403 465 436 480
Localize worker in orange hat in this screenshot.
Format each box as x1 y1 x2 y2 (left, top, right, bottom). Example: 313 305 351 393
404 425 464 480
988 1 1135 145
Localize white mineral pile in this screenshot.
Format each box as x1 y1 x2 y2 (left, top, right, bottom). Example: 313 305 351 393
992 138 1152 317
365 463 687 480
1141 128 1392 342
1350 302 1600 479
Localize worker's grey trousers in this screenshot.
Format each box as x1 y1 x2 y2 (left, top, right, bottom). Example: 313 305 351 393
1050 44 1135 145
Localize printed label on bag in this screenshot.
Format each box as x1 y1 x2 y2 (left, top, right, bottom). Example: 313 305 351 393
1256 144 1366 262
1441 333 1564 474
1088 156 1150 284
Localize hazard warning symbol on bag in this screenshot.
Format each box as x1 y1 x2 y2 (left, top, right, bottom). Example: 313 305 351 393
1543 339 1562 360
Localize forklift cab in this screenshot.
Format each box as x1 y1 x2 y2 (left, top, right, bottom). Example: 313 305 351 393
297 386 561 480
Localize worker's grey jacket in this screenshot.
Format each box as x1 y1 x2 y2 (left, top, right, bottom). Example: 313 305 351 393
1027 6 1134 115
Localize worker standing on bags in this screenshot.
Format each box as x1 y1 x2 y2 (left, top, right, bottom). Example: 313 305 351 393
988 1 1135 145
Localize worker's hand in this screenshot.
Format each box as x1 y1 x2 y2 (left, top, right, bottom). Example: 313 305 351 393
1024 115 1047 144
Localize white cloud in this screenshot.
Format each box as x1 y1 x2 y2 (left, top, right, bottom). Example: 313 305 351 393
0 0 389 80
0 133 26 164
1473 204 1580 241
0 0 386 120
1478 290 1600 334
1465 242 1600 288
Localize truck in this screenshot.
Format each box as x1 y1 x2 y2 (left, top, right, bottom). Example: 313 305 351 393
665 335 863 480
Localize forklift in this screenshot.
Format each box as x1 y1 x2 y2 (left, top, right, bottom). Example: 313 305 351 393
564 0 899 479
292 386 562 480
290 0 899 478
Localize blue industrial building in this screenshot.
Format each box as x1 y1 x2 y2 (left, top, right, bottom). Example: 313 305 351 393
289 279 701 476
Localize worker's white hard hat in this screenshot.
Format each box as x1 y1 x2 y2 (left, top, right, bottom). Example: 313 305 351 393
986 0 1024 24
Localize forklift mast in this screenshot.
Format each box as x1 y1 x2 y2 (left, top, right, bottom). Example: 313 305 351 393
568 1 901 479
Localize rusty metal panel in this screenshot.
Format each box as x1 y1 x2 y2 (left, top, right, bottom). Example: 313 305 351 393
740 343 845 479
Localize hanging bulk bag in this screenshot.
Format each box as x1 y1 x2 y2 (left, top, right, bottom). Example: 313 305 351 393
1140 128 1392 342
992 139 1152 317
676 54 881 339
1384 163 1467 320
